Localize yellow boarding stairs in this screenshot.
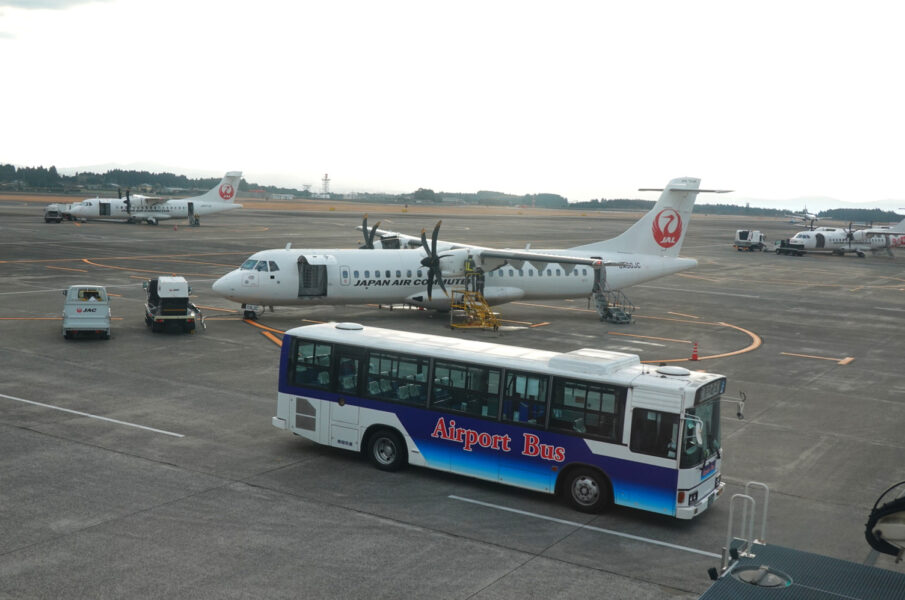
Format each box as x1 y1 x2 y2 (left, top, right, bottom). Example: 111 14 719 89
449 263 500 332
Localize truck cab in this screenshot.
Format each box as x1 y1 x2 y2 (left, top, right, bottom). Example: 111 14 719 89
143 276 203 333
61 285 111 339
44 204 64 223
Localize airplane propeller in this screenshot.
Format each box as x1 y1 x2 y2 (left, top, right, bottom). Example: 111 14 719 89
420 220 451 300
361 215 381 249
845 222 856 247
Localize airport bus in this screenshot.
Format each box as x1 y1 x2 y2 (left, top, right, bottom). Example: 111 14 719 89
273 322 726 518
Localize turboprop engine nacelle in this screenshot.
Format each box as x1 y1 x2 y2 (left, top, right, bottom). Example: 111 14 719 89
438 248 470 277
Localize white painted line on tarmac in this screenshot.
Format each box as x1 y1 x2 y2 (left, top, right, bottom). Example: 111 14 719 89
448 495 721 559
636 285 760 299
0 392 185 438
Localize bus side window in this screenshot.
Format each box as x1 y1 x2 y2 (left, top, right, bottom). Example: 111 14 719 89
502 371 548 425
291 340 332 390
629 408 679 458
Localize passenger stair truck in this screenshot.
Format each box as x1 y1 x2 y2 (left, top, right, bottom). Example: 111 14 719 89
143 276 204 333
733 230 767 251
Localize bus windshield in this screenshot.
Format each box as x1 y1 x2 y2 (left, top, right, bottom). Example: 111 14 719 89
680 398 721 468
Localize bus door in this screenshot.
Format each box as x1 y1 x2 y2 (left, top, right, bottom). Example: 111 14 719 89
497 371 557 492
330 345 364 448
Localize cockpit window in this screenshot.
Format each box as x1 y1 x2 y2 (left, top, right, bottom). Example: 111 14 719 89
268 261 280 272
255 261 269 272
241 259 258 270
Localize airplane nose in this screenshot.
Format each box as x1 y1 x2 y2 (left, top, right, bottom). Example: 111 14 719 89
212 273 232 296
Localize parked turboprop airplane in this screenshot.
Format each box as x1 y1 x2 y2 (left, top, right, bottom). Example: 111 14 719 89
786 218 905 257
68 171 243 225
785 207 820 228
212 177 729 318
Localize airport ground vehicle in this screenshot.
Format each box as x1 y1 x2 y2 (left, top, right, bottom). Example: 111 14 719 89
775 239 807 256
61 285 111 339
143 276 203 333
273 322 727 518
43 204 64 223
733 230 767 251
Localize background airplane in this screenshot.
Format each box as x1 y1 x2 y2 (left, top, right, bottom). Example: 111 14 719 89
784 207 820 228
68 171 243 225
785 218 905 257
212 177 729 318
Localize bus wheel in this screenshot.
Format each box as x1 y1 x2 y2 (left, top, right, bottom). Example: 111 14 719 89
564 467 610 513
367 429 407 472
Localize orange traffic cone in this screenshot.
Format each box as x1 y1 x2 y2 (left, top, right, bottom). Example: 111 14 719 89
691 341 699 361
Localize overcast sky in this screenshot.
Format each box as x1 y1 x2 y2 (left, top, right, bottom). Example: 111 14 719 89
2 0 904 208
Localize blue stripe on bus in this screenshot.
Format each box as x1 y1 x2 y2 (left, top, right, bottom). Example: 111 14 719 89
282 380 680 516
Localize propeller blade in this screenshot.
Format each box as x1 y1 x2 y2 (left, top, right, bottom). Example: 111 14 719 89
369 221 381 246
362 215 372 248
431 220 441 256
420 228 430 256
426 272 434 300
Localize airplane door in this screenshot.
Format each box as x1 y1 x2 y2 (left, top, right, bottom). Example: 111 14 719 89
99 202 111 216
816 233 826 248
340 265 351 286
187 202 195 218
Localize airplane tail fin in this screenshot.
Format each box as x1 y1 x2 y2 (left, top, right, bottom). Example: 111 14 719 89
889 217 905 233
569 177 729 257
196 171 242 203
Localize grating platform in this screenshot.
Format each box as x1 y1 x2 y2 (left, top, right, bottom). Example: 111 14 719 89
699 542 905 599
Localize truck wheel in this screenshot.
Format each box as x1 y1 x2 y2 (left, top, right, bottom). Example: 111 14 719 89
63 330 70 340
104 330 111 340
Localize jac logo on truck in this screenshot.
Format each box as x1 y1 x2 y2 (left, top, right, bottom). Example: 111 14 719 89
219 183 235 201
76 307 97 313
652 208 683 248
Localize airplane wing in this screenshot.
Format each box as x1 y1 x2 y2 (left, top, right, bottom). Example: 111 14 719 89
357 221 622 271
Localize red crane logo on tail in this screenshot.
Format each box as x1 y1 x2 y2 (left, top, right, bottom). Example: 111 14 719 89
219 183 235 201
652 208 682 248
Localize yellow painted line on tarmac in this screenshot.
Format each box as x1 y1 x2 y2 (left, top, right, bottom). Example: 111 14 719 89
260 330 283 347
530 322 550 328
677 273 722 283
46 265 87 272
642 322 763 364
609 332 691 344
781 352 854 365
498 318 536 326
513 302 595 313
243 320 287 335
81 259 213 277
0 317 125 321
667 312 700 319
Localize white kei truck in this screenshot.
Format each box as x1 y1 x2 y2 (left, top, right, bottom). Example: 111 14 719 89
61 285 112 339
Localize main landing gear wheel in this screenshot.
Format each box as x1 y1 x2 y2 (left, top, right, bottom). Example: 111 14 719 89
564 467 611 513
367 429 407 472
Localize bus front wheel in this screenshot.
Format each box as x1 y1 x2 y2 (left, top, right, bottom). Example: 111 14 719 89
367 429 407 472
563 467 611 513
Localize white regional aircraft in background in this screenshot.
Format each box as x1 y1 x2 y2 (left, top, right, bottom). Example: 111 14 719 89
785 207 820 227
786 218 905 257
68 171 243 225
212 177 729 319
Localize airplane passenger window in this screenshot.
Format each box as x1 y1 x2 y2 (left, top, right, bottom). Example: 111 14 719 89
354 270 360 278
417 270 423 278
269 261 279 272
546 270 552 276
518 270 524 276
396 270 401 278
529 270 534 277
407 270 412 278
385 270 391 278
365 270 370 277
509 269 514 276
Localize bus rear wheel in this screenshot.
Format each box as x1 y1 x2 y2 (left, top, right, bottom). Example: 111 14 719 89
564 467 611 513
367 429 407 472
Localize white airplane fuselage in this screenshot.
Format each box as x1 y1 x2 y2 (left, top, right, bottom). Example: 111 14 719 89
70 197 241 222
790 226 905 255
212 247 695 309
